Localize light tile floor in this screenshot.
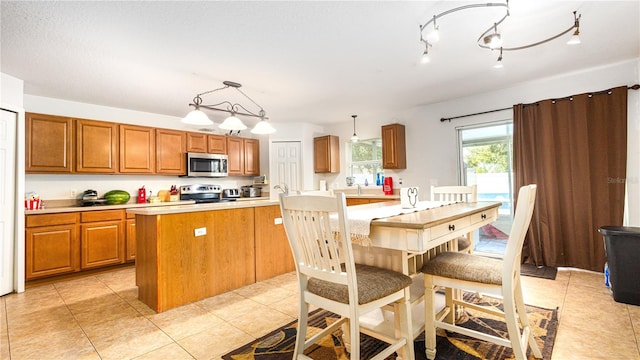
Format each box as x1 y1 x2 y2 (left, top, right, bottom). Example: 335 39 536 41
1 265 639 359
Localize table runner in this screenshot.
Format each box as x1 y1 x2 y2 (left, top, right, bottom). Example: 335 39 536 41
331 201 454 246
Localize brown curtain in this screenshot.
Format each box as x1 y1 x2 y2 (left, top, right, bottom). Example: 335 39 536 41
513 86 627 272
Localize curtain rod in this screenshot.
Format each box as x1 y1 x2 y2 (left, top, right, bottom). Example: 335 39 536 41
440 84 640 123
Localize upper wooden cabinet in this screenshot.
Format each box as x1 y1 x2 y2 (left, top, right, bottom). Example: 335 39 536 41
25 113 74 173
156 129 186 175
381 123 406 169
227 137 259 176
314 135 340 173
186 133 227 154
76 119 118 173
119 124 155 174
244 138 260 176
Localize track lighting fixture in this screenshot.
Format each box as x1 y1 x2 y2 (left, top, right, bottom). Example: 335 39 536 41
418 1 581 67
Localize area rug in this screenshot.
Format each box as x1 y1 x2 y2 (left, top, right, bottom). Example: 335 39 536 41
222 293 558 360
479 224 509 240
521 264 558 281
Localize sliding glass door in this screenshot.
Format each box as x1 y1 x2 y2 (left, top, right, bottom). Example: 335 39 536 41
458 121 513 257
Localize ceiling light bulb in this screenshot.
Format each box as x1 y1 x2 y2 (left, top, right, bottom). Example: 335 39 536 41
250 119 276 134
427 27 439 43
493 59 504 69
421 49 431 64
484 33 503 49
567 29 581 45
181 109 213 125
351 134 359 143
219 114 247 130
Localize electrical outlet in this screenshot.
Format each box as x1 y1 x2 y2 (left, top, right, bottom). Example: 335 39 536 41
274 217 283 225
70 189 77 198
194 227 207 236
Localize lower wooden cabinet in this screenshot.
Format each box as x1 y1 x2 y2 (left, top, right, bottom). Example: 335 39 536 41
25 213 80 280
255 205 295 281
126 213 136 262
80 210 125 269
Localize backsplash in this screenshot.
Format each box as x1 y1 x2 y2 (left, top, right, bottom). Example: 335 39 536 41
25 174 260 201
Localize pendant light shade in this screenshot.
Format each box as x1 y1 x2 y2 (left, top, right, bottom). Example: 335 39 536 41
182 108 214 125
251 119 276 134
219 114 248 131
350 115 359 143
185 80 276 133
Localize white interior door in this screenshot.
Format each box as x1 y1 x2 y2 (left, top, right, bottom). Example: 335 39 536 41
0 109 17 295
271 141 302 196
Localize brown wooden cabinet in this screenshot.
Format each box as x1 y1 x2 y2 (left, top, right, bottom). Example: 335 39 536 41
125 212 136 262
119 124 155 173
382 123 406 169
80 210 125 269
156 128 186 174
76 119 118 173
25 112 74 173
314 135 340 173
186 133 227 154
208 134 227 154
244 138 260 176
25 213 80 280
255 205 294 281
227 136 259 176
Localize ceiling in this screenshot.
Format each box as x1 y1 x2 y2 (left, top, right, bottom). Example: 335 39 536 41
1 1 638 127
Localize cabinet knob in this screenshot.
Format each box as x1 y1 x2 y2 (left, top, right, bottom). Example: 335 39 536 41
481 213 487 220
448 224 455 231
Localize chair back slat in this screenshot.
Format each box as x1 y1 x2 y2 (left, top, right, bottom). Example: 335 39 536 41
431 185 477 203
280 193 355 287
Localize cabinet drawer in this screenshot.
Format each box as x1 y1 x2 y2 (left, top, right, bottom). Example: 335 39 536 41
431 216 471 239
470 208 498 224
81 210 124 222
126 212 135 219
26 212 78 227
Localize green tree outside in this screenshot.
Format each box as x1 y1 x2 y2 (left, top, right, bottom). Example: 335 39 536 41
464 143 509 173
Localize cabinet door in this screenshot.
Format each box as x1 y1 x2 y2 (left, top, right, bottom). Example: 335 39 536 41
186 132 207 153
25 113 74 173
244 138 260 176
226 137 244 175
382 124 406 169
255 205 294 281
208 135 227 154
346 198 370 206
119 124 155 173
126 218 136 261
81 221 125 269
314 135 340 173
26 224 79 279
156 128 186 174
76 119 118 173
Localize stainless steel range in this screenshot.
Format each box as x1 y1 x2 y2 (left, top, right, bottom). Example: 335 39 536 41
179 184 236 203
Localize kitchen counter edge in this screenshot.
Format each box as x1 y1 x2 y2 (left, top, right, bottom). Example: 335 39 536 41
127 199 279 215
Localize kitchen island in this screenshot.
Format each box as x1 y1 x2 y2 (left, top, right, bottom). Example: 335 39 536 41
127 199 294 312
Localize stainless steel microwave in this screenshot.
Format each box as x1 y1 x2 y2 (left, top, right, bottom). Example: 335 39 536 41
186 153 228 177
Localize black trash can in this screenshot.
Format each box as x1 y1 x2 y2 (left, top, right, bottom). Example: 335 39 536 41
599 226 640 306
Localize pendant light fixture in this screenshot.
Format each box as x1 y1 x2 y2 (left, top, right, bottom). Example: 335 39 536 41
182 80 276 134
350 115 359 143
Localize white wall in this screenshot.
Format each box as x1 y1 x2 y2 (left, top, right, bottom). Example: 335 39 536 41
324 59 640 225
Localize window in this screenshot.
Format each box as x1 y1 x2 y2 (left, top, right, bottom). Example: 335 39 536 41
349 138 383 185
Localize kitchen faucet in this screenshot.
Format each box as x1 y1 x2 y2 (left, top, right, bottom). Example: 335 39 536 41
274 183 289 194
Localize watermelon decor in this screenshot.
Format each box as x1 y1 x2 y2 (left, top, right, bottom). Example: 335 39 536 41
104 190 131 205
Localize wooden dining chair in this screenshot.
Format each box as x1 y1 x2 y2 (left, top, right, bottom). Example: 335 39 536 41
422 184 541 360
430 185 478 253
279 192 414 360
